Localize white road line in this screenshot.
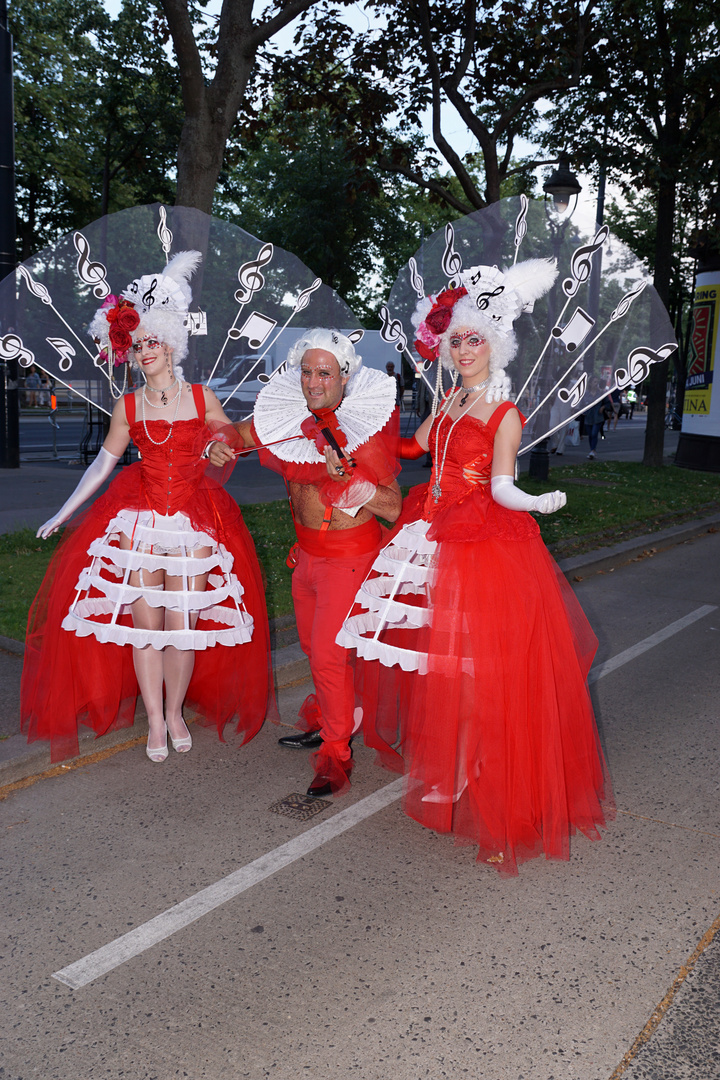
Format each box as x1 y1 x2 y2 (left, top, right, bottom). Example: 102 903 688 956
53 777 404 990
53 603 717 990
587 605 717 684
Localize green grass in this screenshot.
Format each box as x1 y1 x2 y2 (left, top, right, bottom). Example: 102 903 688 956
1 461 719 643
521 461 720 556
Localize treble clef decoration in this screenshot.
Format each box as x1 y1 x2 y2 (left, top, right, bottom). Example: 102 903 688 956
73 232 110 299
292 277 322 315
408 257 425 299
235 243 274 305
18 266 52 306
475 284 505 312
441 224 462 286
513 195 529 261
614 343 677 390
157 206 173 262
562 226 608 298
558 372 587 407
610 279 647 321
0 333 35 367
379 305 408 354
142 278 159 308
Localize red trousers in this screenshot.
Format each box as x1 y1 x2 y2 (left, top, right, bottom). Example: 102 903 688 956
292 546 378 748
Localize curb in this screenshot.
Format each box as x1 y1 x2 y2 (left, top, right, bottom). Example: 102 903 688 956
555 511 720 579
2 511 718 791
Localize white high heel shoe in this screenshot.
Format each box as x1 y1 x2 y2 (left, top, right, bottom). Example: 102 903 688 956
146 725 168 763
421 780 468 804
169 719 192 754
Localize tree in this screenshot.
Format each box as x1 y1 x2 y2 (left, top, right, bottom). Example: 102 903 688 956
216 95 468 321
11 0 182 258
542 0 720 465
156 0 354 216
268 0 598 212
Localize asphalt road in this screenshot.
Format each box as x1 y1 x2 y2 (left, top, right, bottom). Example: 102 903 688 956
1 527 718 1079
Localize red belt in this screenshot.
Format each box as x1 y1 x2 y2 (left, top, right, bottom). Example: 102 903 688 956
294 517 381 557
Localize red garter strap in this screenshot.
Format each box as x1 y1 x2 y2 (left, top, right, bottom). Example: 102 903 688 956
294 517 381 557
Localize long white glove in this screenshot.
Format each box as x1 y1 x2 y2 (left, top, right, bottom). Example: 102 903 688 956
37 447 121 538
491 474 566 515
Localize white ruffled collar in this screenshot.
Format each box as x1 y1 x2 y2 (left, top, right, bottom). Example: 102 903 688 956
253 366 397 464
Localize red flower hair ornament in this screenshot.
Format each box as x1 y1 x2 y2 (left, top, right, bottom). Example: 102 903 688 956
103 296 140 362
414 286 468 361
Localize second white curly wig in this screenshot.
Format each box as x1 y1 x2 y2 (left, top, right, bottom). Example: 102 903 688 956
287 328 362 376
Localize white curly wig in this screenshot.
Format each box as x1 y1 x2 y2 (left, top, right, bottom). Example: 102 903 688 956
287 328 362 377
412 259 558 400
88 250 202 376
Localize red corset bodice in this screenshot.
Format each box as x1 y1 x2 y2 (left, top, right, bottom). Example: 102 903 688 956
129 418 206 516
419 399 540 542
425 410 496 517
124 385 207 516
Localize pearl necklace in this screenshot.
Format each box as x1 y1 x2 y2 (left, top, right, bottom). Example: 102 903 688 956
143 377 179 408
431 388 485 503
141 381 183 445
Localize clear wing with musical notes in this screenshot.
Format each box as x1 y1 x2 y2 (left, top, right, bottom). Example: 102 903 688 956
0 203 362 419
378 195 677 453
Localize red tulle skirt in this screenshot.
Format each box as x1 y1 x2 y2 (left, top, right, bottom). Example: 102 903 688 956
340 486 613 875
21 464 275 762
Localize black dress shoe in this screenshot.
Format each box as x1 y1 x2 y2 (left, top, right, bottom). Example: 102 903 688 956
278 730 323 749
306 777 334 798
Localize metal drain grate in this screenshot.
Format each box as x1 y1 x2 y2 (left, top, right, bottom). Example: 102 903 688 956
268 792 332 820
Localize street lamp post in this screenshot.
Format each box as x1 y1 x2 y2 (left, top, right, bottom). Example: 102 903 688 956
527 158 582 481
0 0 18 469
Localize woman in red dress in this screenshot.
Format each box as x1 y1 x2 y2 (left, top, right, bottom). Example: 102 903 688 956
338 261 613 874
21 252 273 763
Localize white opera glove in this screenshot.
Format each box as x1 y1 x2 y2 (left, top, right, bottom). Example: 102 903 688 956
327 478 378 518
491 474 567 515
37 447 121 538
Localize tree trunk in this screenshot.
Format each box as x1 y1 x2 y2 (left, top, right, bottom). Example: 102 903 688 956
642 174 676 466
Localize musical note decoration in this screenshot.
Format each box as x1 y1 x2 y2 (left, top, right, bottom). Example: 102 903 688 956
551 308 595 352
184 312 207 336
558 372 587 407
235 244 274 305
347 329 365 344
47 338 76 373
258 361 287 384
73 232 110 300
228 311 277 348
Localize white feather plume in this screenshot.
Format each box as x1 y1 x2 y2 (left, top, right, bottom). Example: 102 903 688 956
162 250 202 305
502 258 558 309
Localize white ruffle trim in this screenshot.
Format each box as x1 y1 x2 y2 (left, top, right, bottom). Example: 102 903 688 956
63 507 253 650
337 516 472 674
253 366 396 464
62 609 253 651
